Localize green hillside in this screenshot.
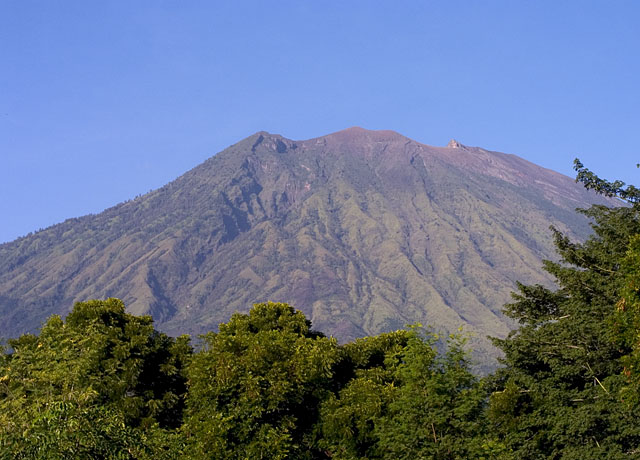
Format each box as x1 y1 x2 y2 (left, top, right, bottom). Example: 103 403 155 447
0 128 615 369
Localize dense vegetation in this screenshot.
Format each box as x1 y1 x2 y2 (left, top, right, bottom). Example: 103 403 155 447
1 163 639 459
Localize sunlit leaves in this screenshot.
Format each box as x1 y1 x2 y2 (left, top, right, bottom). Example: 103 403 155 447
0 298 190 459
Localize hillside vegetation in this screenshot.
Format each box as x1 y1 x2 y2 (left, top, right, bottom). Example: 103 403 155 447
2 162 639 458
0 128 616 370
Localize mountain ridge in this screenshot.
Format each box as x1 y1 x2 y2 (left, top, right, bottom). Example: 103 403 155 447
0 128 616 369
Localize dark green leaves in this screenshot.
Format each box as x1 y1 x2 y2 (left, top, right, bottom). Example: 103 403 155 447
574 159 640 203
489 162 640 458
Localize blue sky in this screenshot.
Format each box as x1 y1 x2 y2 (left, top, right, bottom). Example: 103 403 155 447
1 1 639 243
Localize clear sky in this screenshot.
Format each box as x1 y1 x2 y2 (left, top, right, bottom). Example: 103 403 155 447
1 1 639 243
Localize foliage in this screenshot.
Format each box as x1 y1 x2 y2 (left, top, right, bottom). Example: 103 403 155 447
488 161 640 458
5 154 640 460
318 328 496 460
182 302 340 460
318 331 410 459
0 298 190 459
375 330 494 460
574 159 640 203
616 234 640 405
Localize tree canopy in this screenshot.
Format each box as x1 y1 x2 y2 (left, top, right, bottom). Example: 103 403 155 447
2 161 640 459
0 298 190 459
488 161 640 458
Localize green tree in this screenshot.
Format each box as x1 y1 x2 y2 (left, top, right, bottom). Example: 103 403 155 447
183 302 340 460
0 298 191 459
488 161 640 458
318 328 497 460
376 330 491 460
318 330 410 459
616 234 640 405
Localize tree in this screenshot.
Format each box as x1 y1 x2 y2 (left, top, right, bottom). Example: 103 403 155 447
318 328 498 460
488 161 640 458
182 302 340 460
317 330 410 459
0 298 191 459
616 234 640 406
376 330 491 460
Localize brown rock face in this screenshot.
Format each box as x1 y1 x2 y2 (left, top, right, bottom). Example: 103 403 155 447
0 128 616 370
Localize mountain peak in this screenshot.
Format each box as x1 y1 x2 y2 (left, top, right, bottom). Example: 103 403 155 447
321 127 409 144
0 126 616 371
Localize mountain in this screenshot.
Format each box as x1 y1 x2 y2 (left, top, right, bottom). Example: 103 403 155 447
0 128 615 368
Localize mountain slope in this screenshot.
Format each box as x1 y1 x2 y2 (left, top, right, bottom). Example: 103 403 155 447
0 128 614 367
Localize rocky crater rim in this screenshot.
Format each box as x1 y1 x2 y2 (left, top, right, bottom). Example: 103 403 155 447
241 129 590 192
252 128 480 154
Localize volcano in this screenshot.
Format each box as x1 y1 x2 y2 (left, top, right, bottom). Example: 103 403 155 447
0 128 614 368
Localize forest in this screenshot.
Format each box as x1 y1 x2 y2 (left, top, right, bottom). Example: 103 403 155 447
2 162 640 459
